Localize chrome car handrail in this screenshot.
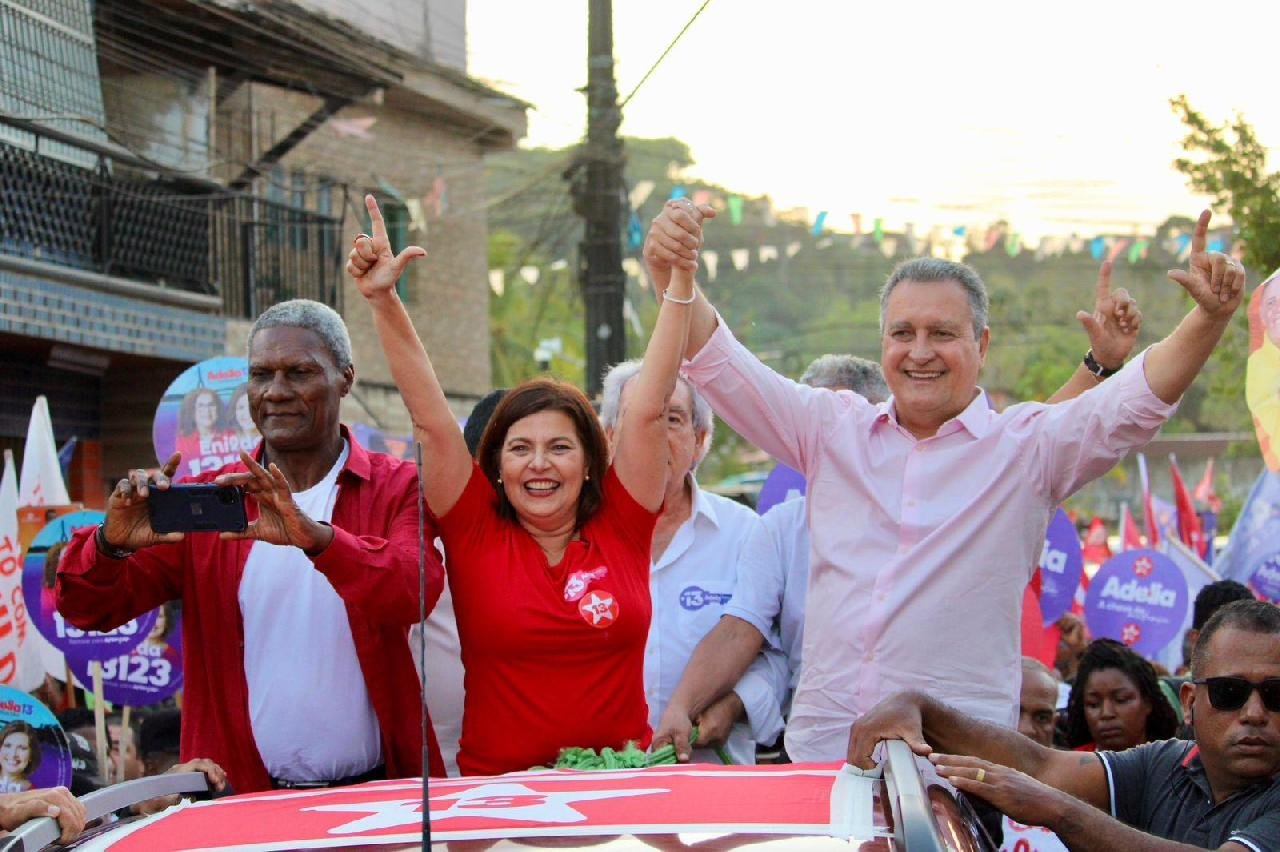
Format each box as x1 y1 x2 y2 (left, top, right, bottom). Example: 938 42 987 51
1 771 210 852
883 739 948 852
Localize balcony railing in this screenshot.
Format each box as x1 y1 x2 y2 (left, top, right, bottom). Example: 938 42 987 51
0 118 345 318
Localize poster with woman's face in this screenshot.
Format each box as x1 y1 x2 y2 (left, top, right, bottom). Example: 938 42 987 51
0 688 71 792
1247 273 1280 472
21 511 156 661
153 357 261 478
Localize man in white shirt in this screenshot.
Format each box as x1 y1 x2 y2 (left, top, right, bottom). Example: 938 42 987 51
601 360 786 763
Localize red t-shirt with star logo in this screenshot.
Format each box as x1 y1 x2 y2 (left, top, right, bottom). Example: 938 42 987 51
439 462 658 775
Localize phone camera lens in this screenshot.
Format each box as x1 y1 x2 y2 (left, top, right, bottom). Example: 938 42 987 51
217 488 237 505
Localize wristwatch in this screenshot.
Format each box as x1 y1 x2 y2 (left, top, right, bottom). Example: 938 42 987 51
95 524 135 560
1083 349 1120 380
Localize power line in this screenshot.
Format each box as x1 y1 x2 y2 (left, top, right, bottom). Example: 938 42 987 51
618 0 711 110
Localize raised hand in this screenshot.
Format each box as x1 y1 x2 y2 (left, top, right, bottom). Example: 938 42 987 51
215 452 332 554
345 194 427 300
1075 261 1142 370
642 199 717 300
1167 210 1245 321
102 453 185 552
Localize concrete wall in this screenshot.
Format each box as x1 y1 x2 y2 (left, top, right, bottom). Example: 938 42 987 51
296 0 467 70
221 83 493 432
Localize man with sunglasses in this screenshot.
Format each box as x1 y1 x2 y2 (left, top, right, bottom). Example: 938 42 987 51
847 599 1280 851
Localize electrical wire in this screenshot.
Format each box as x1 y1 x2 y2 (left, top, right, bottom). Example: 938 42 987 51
618 0 712 110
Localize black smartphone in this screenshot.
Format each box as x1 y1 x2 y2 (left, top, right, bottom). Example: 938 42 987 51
147 484 248 534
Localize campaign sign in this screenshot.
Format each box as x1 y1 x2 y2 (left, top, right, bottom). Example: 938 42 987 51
68 604 182 706
1084 549 1189 656
757 464 805 515
22 511 156 661
1248 552 1280 602
1038 509 1083 626
0 686 72 792
153 356 260 477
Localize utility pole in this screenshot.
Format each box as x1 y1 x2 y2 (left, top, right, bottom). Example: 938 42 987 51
568 0 626 398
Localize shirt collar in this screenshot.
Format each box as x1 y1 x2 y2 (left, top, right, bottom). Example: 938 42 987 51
875 388 993 440
688 475 721 529
253 423 372 482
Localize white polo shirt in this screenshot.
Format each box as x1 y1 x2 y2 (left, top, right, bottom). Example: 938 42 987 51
644 479 787 764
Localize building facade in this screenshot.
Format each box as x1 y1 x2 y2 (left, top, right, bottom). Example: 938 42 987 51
0 0 525 505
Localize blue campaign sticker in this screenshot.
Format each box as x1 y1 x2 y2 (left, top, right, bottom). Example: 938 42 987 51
1039 509 1084 625
678 586 733 611
1248 553 1280 602
67 603 183 707
21 511 156 662
1084 549 1189 656
0 687 71 792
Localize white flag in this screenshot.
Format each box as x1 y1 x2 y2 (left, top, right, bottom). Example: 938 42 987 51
18 397 70 507
0 451 45 690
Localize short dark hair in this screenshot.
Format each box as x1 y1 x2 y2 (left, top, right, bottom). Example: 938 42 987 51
1065 639 1179 748
475 378 609 532
1192 580 1255 630
138 709 181 759
1192 599 1280 677
464 389 508 457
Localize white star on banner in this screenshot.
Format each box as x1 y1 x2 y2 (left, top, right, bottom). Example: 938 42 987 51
303 782 669 834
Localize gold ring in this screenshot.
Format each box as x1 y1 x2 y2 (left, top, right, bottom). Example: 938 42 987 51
975 768 986 783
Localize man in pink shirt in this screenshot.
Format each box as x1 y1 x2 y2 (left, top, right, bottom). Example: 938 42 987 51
643 202 1245 762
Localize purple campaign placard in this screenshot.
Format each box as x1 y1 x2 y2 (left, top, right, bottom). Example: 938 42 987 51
0 687 72 792
68 604 182 706
1248 552 1280 602
757 464 806 515
1039 509 1084 626
1084 549 1189 657
22 511 156 662
153 356 260 477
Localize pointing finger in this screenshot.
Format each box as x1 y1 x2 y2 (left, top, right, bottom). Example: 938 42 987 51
1191 209 1210 256
1094 260 1112 305
365 194 389 247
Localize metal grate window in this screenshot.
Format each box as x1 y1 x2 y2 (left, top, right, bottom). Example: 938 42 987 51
0 0 109 168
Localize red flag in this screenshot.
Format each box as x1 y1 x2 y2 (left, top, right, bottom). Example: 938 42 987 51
1082 516 1113 564
1121 503 1144 550
1193 458 1223 514
1170 455 1207 558
1137 453 1159 546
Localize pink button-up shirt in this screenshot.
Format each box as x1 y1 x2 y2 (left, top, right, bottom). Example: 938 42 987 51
682 320 1176 761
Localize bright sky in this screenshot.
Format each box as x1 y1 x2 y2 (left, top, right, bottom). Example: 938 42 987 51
466 0 1280 242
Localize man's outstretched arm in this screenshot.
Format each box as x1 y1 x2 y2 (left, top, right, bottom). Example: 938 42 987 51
931 753 1251 852
652 615 766 761
846 690 1109 809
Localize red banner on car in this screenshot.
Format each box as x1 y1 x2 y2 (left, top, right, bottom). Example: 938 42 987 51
89 763 889 849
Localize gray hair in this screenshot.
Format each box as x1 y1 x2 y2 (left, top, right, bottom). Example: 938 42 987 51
1021 655 1061 684
599 359 714 457
800 355 888 402
248 299 353 370
878 257 989 340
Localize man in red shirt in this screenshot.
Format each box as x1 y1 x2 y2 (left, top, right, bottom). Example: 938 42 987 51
57 299 445 792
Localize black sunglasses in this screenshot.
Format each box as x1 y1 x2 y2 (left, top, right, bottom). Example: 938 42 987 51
1193 676 1280 713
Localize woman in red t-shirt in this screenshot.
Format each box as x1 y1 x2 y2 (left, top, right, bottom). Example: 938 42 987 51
348 195 699 774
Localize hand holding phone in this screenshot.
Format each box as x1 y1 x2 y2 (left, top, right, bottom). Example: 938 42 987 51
147 484 248 534
101 453 188 552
